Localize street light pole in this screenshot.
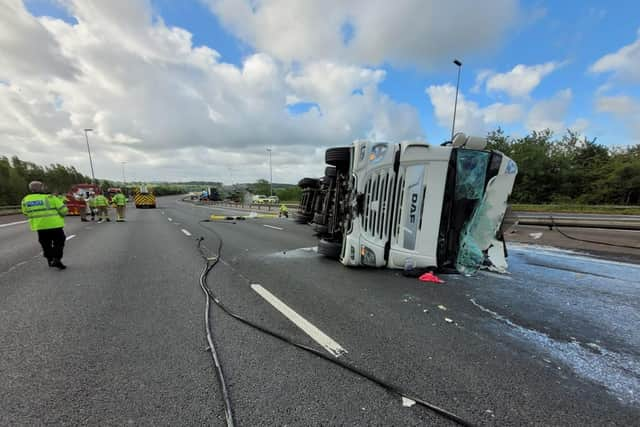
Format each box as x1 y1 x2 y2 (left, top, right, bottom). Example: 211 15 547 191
84 128 96 183
451 59 463 141
266 147 273 196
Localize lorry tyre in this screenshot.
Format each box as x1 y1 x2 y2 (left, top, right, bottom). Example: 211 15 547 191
325 147 350 170
298 177 320 189
313 212 326 225
324 166 337 177
318 239 341 259
314 224 328 235
295 214 311 224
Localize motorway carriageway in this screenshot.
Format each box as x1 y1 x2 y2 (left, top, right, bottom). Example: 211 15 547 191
1 195 639 425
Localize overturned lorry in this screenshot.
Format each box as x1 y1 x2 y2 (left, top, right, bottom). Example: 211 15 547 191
297 133 518 274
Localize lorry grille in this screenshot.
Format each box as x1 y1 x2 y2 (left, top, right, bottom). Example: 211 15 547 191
362 169 395 242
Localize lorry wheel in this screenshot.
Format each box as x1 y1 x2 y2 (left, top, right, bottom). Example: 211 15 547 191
318 239 341 259
313 212 326 225
314 224 328 235
298 177 320 189
325 147 350 170
324 166 337 177
295 215 310 224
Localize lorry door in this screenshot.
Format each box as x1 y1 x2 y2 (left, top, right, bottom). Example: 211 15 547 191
387 144 451 268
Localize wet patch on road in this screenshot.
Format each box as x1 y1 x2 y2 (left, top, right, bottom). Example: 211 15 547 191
467 244 640 406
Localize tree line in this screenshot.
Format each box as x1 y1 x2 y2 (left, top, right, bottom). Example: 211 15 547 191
0 156 93 205
486 129 640 205
0 155 185 205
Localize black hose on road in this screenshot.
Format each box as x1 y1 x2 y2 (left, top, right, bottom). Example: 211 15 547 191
196 222 475 427
550 217 640 250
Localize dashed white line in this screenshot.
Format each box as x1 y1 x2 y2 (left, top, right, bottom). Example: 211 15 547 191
65 234 76 241
181 228 192 236
250 284 347 358
263 224 283 231
168 217 173 222
0 220 28 228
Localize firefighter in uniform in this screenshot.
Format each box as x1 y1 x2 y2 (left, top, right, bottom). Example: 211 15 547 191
112 191 127 222
87 192 97 220
21 181 68 269
94 193 110 222
279 204 289 218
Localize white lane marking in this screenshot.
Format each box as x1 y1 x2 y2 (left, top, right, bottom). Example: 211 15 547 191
168 217 173 222
181 228 192 236
66 234 76 241
0 220 28 228
263 224 283 231
250 284 347 358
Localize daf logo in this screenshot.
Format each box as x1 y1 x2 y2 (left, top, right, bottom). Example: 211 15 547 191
409 193 418 223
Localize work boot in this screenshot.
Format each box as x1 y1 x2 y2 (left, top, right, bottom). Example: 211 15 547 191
98 219 103 223
81 218 89 222
106 218 111 222
51 259 66 270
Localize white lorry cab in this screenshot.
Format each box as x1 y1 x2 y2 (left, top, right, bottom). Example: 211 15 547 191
298 133 518 274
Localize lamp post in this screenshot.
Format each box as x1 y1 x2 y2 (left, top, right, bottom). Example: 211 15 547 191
451 59 462 141
266 147 273 196
83 128 96 183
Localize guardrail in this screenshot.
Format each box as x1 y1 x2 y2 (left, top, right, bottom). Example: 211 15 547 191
0 205 21 216
510 213 640 230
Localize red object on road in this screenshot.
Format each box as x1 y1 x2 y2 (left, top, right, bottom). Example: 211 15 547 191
418 271 445 284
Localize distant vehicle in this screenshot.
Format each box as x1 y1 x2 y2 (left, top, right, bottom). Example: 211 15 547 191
65 183 101 216
252 195 268 204
299 133 518 273
200 187 220 201
266 196 279 204
134 185 156 209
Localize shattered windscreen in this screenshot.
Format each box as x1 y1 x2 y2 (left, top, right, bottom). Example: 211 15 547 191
454 150 489 201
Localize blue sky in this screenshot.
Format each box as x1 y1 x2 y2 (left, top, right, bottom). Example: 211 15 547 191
138 1 638 144
8 0 640 181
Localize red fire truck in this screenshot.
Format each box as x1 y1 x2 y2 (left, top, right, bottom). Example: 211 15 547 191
65 184 101 216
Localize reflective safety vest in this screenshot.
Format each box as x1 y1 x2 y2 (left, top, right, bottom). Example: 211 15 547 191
94 195 109 207
112 193 126 206
88 197 97 208
21 193 67 231
279 204 288 213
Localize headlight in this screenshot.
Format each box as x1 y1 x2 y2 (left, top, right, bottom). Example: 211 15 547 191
360 245 376 266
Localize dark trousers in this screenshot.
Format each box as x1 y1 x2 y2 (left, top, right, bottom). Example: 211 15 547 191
37 228 66 261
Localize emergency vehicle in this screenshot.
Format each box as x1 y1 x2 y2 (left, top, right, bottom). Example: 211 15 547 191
299 133 518 273
133 185 156 209
65 183 100 216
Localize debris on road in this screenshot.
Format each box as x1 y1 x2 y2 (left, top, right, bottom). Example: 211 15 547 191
529 232 543 240
445 317 454 323
437 304 447 311
418 271 445 283
401 397 416 407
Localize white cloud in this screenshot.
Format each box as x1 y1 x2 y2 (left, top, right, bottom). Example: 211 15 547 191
590 29 640 83
595 95 640 142
207 0 519 68
0 0 424 182
426 84 523 136
526 89 572 133
484 62 562 98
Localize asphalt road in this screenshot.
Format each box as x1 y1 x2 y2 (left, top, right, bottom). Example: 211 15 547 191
1 196 639 426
